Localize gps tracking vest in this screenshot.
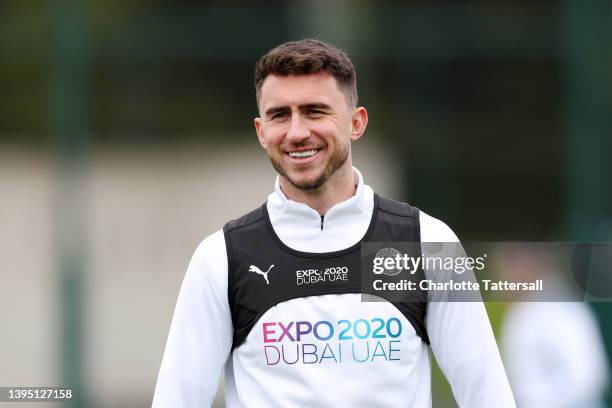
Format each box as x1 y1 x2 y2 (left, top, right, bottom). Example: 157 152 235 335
223 194 429 350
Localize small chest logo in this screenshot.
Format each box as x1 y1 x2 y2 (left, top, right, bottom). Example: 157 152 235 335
249 264 274 285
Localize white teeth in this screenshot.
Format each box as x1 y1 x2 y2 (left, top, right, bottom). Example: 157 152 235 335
289 149 318 158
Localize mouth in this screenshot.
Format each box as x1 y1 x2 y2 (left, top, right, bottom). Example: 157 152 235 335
286 148 322 161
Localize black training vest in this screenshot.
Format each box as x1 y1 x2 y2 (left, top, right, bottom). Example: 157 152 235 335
223 194 429 351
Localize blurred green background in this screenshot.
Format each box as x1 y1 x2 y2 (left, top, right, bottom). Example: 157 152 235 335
0 1 610 407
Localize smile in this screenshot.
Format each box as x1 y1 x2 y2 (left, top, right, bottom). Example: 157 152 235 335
287 149 320 158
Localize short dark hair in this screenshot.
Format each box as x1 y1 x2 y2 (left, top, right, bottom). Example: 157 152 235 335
254 39 358 109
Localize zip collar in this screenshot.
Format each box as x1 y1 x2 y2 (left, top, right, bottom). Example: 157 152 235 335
266 167 375 253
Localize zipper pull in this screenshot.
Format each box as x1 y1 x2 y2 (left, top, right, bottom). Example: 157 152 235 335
320 215 324 231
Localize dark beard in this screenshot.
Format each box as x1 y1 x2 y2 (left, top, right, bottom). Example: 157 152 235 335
269 142 350 191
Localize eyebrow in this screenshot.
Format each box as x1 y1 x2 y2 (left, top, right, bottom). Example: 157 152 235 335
264 103 332 117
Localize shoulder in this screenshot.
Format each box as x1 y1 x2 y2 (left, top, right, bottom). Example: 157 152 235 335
374 195 460 242
186 229 228 298
376 194 459 242
224 205 266 233
376 195 419 218
418 210 460 243
193 204 266 264
192 229 227 264
190 203 267 287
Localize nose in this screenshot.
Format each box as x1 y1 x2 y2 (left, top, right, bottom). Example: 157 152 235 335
286 113 310 143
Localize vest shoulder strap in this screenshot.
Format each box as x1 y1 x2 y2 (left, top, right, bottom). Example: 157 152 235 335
224 204 266 233
377 195 419 218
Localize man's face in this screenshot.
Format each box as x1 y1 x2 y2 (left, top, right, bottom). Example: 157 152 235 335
254 72 360 191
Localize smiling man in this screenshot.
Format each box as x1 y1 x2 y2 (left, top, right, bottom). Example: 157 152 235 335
152 39 516 408
254 52 367 215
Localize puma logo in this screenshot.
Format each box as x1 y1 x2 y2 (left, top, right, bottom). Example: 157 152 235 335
249 264 274 285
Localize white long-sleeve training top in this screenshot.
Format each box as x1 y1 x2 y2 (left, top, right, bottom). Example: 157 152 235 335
152 168 516 408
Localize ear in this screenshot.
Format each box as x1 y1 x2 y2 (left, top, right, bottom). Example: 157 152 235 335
349 107 368 142
254 117 267 149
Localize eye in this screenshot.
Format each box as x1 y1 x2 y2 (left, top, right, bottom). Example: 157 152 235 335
307 109 324 117
271 111 288 120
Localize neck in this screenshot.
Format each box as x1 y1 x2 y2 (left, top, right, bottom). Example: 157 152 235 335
279 165 357 216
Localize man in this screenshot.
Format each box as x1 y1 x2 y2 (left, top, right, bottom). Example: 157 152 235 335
152 39 516 407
